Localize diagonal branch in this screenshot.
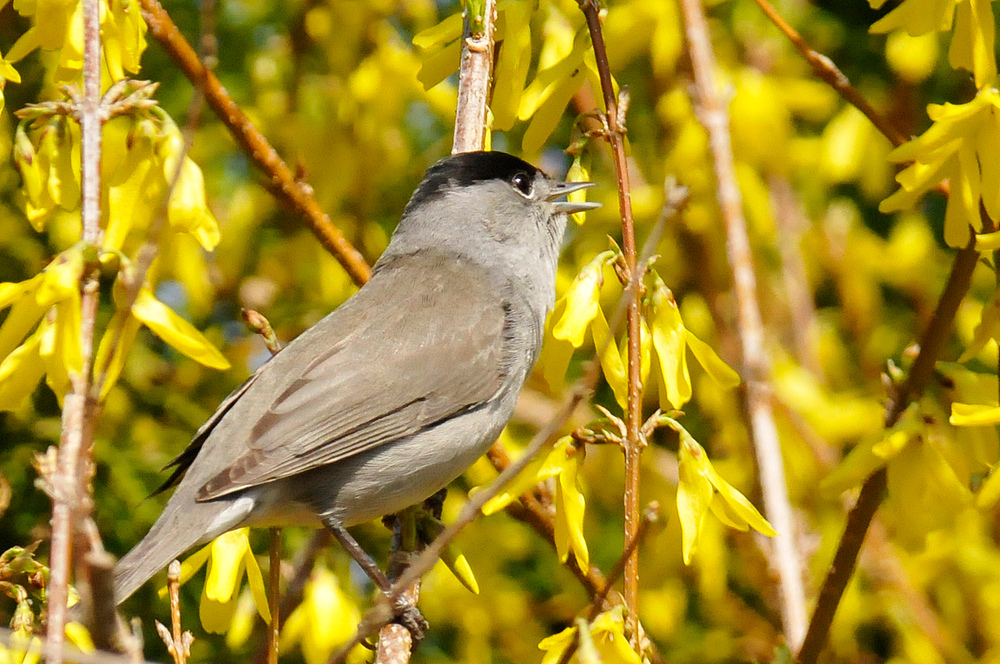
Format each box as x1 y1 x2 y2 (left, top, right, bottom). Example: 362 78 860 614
796 243 979 664
137 0 371 286
749 0 907 148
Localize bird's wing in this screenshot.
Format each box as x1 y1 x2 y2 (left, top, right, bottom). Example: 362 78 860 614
195 253 510 501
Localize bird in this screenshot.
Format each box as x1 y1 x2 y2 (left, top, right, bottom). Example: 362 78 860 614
113 150 600 604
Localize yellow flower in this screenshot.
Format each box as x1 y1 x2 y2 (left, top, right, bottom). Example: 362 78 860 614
538 250 615 390
0 248 84 409
163 528 270 634
280 567 365 664
880 86 1000 247
7 0 146 84
648 271 740 410
482 436 589 569
538 607 642 664
664 418 775 564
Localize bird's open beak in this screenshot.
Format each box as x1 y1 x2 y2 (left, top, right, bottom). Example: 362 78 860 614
547 181 602 214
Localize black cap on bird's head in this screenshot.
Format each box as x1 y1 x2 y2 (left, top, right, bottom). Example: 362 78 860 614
404 151 600 216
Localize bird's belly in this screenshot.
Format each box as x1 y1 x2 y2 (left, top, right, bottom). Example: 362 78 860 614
295 398 513 527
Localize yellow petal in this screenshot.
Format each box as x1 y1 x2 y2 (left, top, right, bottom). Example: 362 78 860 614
491 1 532 131
565 157 592 225
0 276 46 362
948 0 997 88
412 12 463 49
538 319 575 391
242 544 271 624
93 312 141 401
480 452 549 515
676 432 712 564
685 328 741 389
705 465 776 536
555 454 589 569
205 529 250 603
63 623 94 653
518 37 586 120
521 71 585 154
649 277 690 409
591 306 628 408
200 578 240 635
538 625 577 664
416 38 460 90
168 158 221 251
440 544 480 594
105 137 157 251
978 109 1000 223
0 330 45 411
552 251 612 347
951 402 1000 426
131 288 229 369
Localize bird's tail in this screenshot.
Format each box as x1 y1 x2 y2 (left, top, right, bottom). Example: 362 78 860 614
113 507 207 603
113 490 252 603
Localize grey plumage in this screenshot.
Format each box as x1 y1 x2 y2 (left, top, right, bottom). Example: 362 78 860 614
114 151 598 603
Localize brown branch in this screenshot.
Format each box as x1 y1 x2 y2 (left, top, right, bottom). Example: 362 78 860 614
796 244 979 664
679 0 808 648
45 0 104 660
250 530 331 664
137 0 371 286
574 0 644 644
749 0 907 148
555 503 660 664
268 528 281 664
156 560 193 664
452 0 496 153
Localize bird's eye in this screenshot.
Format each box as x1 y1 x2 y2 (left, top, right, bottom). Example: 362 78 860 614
511 172 534 197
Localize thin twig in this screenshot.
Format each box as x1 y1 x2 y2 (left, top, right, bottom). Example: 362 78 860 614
155 560 193 664
678 0 809 649
250 531 331 664
268 528 281 664
574 0 644 644
749 0 907 147
796 244 979 664
138 0 371 286
452 0 496 153
45 0 103 660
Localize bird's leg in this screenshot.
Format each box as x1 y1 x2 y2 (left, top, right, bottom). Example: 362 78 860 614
322 517 426 643
322 519 392 592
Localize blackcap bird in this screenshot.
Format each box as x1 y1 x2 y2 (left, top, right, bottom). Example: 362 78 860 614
113 150 600 604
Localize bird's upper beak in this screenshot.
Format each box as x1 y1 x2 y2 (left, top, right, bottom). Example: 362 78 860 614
547 181 602 214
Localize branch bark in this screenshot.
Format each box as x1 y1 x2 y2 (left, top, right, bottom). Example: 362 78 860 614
137 0 371 286
678 0 808 648
574 0 643 644
452 0 497 154
796 244 979 664
45 0 103 660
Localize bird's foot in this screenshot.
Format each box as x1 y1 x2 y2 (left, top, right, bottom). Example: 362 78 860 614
392 598 428 646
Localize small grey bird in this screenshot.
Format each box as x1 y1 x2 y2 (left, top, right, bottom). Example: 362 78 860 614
114 150 599 603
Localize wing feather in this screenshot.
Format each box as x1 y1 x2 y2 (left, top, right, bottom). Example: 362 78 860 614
195 253 508 501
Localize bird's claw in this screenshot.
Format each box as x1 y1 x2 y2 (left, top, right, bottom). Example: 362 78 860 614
392 599 428 646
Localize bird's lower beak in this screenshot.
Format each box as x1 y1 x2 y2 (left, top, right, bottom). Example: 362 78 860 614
548 181 602 214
